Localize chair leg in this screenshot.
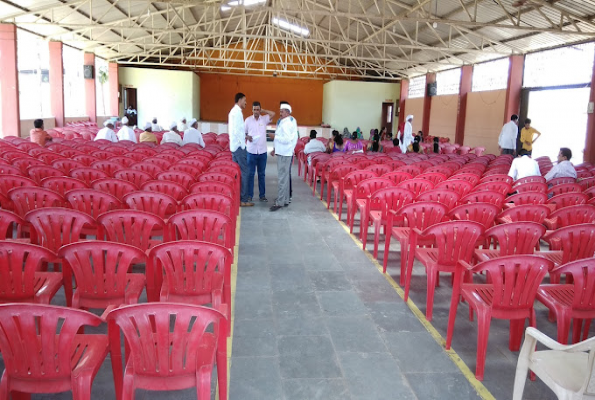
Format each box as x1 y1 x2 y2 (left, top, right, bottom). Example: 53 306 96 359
426 269 438 321
216 348 228 400
556 313 571 344
372 221 381 259
572 319 583 344
399 239 409 286
72 375 92 400
382 232 392 274
361 212 370 251
509 319 526 351
582 319 592 341
403 248 416 302
475 310 493 381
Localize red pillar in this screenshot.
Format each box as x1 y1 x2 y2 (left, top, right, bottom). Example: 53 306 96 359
109 62 119 117
455 65 473 145
398 79 409 129
0 24 20 137
503 55 524 123
422 73 436 135
49 41 65 127
584 51 595 163
84 52 96 123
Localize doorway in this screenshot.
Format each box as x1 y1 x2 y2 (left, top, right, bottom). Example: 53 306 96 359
523 87 590 164
123 87 138 126
381 102 394 137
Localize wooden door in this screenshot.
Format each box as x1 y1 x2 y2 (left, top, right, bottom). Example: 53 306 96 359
381 102 394 137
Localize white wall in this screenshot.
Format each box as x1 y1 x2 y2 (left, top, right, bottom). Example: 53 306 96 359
322 80 400 136
118 67 200 128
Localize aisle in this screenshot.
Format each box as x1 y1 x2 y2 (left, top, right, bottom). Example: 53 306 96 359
230 151 482 400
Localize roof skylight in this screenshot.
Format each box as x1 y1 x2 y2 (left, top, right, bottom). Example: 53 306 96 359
272 17 309 37
221 0 266 12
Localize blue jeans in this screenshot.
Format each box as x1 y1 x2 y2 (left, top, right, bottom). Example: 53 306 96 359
232 147 250 202
247 152 267 199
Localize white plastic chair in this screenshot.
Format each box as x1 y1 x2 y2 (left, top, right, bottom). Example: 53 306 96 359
513 327 595 400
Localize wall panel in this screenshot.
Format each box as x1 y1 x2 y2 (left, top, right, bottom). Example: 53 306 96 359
464 89 507 155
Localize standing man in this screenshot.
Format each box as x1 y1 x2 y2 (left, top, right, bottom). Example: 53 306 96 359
520 118 541 156
228 93 254 207
245 101 275 202
125 105 137 127
498 114 519 155
183 118 206 148
400 115 414 153
269 103 298 211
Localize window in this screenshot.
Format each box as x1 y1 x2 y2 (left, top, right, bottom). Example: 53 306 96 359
17 29 51 119
472 58 509 92
63 46 85 118
524 43 595 88
95 57 110 117
436 68 461 95
408 75 426 98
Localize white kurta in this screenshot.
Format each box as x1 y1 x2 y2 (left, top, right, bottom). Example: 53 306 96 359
182 128 206 147
400 121 414 153
117 126 137 143
95 127 118 143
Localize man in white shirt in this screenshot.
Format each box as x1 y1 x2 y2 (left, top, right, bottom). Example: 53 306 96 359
498 114 519 155
545 147 577 182
400 115 414 153
269 102 298 211
245 101 275 202
117 116 137 143
95 120 118 142
183 118 206 148
161 121 183 145
228 92 254 207
177 117 188 132
304 130 327 165
151 118 163 132
508 149 541 181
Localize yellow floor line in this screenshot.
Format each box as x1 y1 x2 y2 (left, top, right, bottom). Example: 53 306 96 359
316 190 495 400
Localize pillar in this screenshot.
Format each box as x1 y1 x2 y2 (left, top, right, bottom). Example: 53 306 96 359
422 73 436 135
109 62 119 117
503 55 524 123
455 65 473 145
0 24 20 137
49 41 65 127
84 52 96 123
584 51 595 163
397 79 409 129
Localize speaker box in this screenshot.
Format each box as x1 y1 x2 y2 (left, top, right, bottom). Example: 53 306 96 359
83 65 94 79
427 82 437 97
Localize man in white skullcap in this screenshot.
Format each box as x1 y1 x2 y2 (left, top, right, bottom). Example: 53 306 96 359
182 118 205 148
151 118 163 132
95 120 118 142
177 117 188 132
140 122 157 144
117 116 137 143
268 102 298 211
400 115 414 153
161 121 183 145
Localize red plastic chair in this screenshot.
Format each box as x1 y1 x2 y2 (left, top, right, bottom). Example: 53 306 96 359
8 187 63 217
141 180 188 201
537 224 595 271
0 242 61 304
106 303 226 400
59 241 146 318
51 159 85 174
182 193 235 226
536 258 595 344
504 191 547 206
334 170 377 219
475 222 546 262
123 191 178 218
364 163 393 177
130 162 164 178
27 166 64 184
446 255 553 380
416 172 447 185
38 152 66 165
383 202 448 287
69 167 108 186
472 181 512 196
449 203 499 231
157 170 195 189
395 164 422 176
579 176 595 191
479 174 513 185
207 164 240 180
416 189 460 210
167 209 233 252
170 163 202 177
548 183 582 197
91 178 137 200
0 303 108 399
410 221 484 320
40 176 87 197
66 188 122 219
0 174 36 194
142 157 172 170
72 154 99 166
324 165 358 207
12 158 45 174
459 191 505 207
548 192 588 210
97 210 165 251
434 179 473 197
448 173 480 186
0 209 26 240
381 171 413 186
114 169 152 188
513 176 546 186
543 204 595 230
89 160 123 176
108 156 135 167
197 172 238 202
348 177 393 233
0 164 24 176
397 178 434 197
496 204 551 224
362 187 415 258
513 182 548 194
548 177 577 186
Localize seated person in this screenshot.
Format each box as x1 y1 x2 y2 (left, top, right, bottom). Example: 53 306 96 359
407 136 424 153
544 147 577 181
161 121 183 145
30 119 52 146
304 130 327 165
368 133 382 153
95 120 118 142
344 132 364 152
117 116 137 143
151 118 163 132
139 122 158 144
332 134 345 153
433 137 440 153
182 118 206 148
508 149 541 181
389 137 402 154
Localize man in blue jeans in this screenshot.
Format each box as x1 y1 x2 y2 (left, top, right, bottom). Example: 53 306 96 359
228 92 254 207
245 101 275 202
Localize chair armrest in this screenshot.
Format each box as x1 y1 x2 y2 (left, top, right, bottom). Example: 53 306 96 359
458 260 475 272
525 327 595 352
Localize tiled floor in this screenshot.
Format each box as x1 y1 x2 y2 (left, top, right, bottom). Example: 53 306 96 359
231 150 559 400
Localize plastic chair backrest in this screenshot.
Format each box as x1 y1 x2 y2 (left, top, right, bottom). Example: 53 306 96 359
497 204 551 223
51 159 85 174
89 160 123 177
27 166 64 184
72 154 99 166
548 193 588 209
505 191 547 206
12 158 45 174
167 209 233 249
0 174 36 193
40 176 87 196
513 176 547 186
369 187 415 218
141 180 188 201
546 224 595 264
198 172 235 187
548 183 582 197
395 164 422 176
38 152 66 165
470 255 552 310
460 191 505 207
157 170 195 189
66 189 121 218
0 304 102 380
69 167 108 186
549 205 595 228
131 162 164 177
397 178 434 197
397 201 448 230
58 241 146 305
114 169 152 188
553 258 595 310
448 173 480 186
472 181 511 196
97 210 164 251
417 189 460 209
143 157 172 170
124 191 178 218
484 222 546 256
91 178 137 200
434 179 473 196
0 242 55 301
449 203 499 230
420 221 484 266
0 210 24 240
108 156 134 167
354 178 393 200
189 181 234 196
479 174 513 185
25 207 95 253
328 165 358 183
170 163 202 177
106 303 223 378
380 171 412 185
416 172 447 185
182 193 234 217
365 164 392 176
513 182 548 193
548 177 577 186
8 187 63 217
